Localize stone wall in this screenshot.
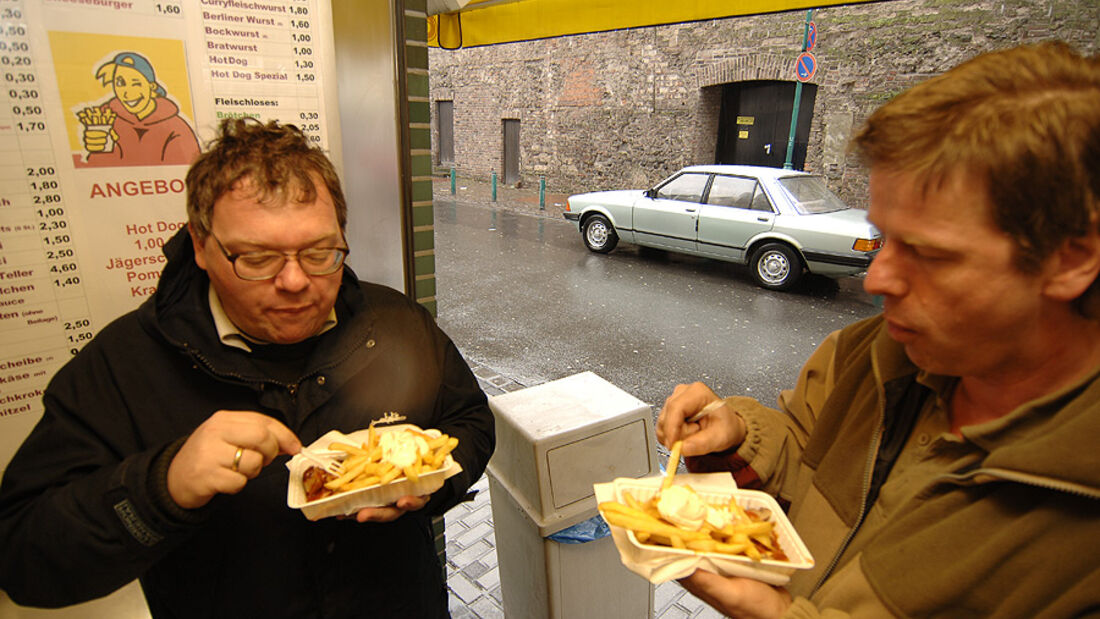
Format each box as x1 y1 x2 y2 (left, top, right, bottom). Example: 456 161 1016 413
428 0 1099 207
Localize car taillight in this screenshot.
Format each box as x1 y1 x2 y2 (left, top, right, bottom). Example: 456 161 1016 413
853 238 884 252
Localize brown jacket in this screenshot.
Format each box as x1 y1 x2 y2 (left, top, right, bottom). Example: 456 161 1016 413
688 315 1100 618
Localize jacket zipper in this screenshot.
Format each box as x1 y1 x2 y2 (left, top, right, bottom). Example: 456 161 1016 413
932 467 1100 500
188 347 300 399
811 379 888 593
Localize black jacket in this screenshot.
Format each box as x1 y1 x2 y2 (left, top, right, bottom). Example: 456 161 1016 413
0 229 495 618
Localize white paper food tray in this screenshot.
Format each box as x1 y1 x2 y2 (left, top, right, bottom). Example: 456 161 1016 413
595 475 813 585
287 425 462 521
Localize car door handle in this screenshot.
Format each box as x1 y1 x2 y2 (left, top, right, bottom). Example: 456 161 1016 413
757 216 771 222
685 208 697 213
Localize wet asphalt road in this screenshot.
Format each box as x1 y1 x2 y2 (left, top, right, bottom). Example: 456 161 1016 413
433 195 882 415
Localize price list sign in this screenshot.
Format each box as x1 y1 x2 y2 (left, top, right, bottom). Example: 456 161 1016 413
0 0 339 472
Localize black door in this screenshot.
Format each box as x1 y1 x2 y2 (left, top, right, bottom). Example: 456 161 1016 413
502 118 520 185
716 80 817 170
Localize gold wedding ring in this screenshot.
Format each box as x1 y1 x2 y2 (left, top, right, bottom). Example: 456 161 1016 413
231 446 244 472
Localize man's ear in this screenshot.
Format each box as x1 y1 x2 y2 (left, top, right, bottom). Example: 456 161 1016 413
1042 226 1100 302
189 223 209 271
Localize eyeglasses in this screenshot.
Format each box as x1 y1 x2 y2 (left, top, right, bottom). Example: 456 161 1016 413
210 232 349 281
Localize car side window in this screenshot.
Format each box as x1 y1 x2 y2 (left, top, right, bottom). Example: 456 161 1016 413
706 175 757 209
751 185 774 212
655 173 709 203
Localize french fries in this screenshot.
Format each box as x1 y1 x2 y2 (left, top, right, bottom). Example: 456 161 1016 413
598 440 787 562
76 106 116 126
599 490 787 562
302 423 459 502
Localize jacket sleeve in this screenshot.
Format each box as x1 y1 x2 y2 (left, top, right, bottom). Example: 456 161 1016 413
0 339 203 607
422 314 495 516
686 330 840 501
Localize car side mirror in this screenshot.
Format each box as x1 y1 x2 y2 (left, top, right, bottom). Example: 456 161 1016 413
644 188 656 198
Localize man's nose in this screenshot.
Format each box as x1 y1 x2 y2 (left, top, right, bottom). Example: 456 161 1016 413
863 244 905 298
273 256 311 292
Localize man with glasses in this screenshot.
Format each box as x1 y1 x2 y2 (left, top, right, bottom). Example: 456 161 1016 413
0 119 495 618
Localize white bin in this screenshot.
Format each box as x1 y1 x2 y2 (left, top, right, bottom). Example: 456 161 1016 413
486 372 657 618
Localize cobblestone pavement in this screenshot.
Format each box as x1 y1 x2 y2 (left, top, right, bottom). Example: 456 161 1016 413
444 361 724 619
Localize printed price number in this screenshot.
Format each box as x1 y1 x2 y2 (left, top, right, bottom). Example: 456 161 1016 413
0 7 23 20
0 51 32 67
36 206 65 219
133 236 168 251
50 261 78 274
9 87 39 100
290 19 310 29
296 73 315 82
299 111 319 120
53 275 81 289
11 103 42 115
45 247 75 260
26 165 55 177
155 3 182 15
292 33 311 43
294 59 313 69
29 179 56 191
289 5 309 15
293 46 312 57
16 119 44 132
66 328 92 343
0 40 29 52
4 71 34 83
64 318 90 331
42 233 71 247
4 24 26 37
38 219 67 231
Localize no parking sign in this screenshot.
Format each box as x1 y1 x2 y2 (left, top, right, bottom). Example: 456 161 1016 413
795 51 817 82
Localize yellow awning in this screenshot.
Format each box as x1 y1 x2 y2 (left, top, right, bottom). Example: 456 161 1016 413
429 0 882 48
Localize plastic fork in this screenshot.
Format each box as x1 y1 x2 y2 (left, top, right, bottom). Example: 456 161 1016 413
298 446 346 477
687 398 727 423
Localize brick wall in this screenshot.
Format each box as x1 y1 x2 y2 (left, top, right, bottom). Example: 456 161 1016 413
428 0 1099 207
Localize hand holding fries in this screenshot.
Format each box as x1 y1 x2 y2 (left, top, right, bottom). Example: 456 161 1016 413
77 106 118 153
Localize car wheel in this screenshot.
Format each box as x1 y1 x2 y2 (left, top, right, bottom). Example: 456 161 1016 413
750 243 802 291
582 214 618 253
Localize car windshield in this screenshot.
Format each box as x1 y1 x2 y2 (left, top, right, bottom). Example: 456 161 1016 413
776 176 848 214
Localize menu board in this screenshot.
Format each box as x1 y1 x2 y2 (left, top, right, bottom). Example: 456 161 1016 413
0 0 340 472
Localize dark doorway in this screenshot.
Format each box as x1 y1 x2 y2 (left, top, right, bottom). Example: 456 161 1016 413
437 100 454 165
716 80 817 170
502 118 520 185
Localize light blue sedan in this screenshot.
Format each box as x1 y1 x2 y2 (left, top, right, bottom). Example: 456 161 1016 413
563 165 882 291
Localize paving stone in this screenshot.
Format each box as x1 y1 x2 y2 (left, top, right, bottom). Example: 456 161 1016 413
450 539 494 566
460 559 490 580
476 565 500 591
660 604 693 619
455 522 494 548
448 571 482 605
448 595 479 619
655 581 685 615
469 595 505 619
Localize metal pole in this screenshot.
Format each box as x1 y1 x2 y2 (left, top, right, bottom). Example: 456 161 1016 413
450 166 456 194
491 170 497 202
783 9 814 170
539 175 546 210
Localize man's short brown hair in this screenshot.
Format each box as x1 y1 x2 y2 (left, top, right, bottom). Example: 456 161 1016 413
852 41 1100 310
186 118 347 238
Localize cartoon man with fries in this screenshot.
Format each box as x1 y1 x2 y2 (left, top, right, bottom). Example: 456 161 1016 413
0 118 494 617
658 41 1100 619
78 51 200 167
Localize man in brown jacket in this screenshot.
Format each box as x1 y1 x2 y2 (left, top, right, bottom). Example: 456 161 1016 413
657 41 1100 618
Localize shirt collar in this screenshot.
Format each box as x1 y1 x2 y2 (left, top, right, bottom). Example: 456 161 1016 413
207 284 337 352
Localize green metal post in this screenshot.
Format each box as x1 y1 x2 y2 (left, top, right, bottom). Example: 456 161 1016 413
539 175 546 210
450 166 456 194
491 170 497 202
784 9 815 170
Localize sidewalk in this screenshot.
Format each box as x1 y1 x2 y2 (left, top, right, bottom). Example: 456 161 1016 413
444 360 722 619
432 174 573 221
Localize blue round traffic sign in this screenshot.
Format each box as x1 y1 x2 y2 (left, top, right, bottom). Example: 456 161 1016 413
795 51 817 82
806 22 817 51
